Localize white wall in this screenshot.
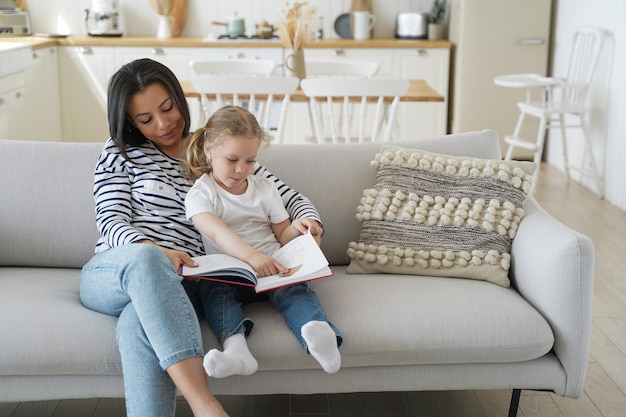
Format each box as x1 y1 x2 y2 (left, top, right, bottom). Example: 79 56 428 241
25 0 438 40
547 0 625 210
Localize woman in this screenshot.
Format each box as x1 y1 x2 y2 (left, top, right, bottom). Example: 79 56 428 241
79 58 324 417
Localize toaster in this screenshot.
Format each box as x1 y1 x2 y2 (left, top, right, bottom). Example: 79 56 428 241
395 12 428 39
0 10 32 36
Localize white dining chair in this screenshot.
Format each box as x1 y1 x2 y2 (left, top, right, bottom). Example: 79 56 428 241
190 72 299 143
300 78 410 143
494 26 604 196
304 59 379 79
189 59 277 122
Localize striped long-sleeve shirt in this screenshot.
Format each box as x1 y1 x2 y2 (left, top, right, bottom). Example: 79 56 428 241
93 138 321 257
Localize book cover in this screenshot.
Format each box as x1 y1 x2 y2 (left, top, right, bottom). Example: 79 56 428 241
179 231 333 293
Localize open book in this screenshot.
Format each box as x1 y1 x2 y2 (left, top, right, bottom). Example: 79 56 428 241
179 231 333 293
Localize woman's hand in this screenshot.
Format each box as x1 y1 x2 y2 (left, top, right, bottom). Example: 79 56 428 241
161 247 198 271
139 240 198 270
248 252 287 277
292 218 324 245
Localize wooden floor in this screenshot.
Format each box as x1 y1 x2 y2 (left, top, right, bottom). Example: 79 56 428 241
2 163 625 417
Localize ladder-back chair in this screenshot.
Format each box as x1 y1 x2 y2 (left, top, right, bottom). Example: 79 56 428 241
300 78 409 143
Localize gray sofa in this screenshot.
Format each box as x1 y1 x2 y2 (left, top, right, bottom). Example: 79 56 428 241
0 130 594 415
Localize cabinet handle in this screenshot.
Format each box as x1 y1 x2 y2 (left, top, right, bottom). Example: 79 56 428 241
151 48 165 55
0 98 5 105
415 49 428 56
518 38 546 45
32 52 39 59
332 49 346 56
15 91 23 99
79 47 93 54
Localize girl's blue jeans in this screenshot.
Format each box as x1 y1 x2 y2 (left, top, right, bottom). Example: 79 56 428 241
79 243 204 417
187 279 342 350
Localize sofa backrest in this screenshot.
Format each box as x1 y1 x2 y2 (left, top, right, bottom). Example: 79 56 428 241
0 139 103 268
257 130 502 265
0 130 501 268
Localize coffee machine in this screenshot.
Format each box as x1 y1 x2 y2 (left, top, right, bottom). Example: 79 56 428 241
84 0 123 36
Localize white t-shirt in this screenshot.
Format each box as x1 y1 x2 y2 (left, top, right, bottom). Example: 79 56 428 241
185 173 290 256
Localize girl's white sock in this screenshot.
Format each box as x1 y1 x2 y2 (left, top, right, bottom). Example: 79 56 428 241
301 320 341 374
203 333 258 378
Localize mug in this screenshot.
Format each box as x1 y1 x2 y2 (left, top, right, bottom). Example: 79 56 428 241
353 11 376 40
284 49 306 80
157 15 175 39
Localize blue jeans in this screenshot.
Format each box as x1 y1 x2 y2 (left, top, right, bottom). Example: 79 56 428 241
79 244 204 417
193 280 342 350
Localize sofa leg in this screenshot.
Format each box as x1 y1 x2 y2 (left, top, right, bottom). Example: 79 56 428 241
508 389 521 417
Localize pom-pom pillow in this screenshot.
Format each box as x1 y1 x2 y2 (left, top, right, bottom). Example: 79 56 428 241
346 146 536 287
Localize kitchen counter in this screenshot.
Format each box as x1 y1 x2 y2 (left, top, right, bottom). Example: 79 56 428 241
5 36 451 50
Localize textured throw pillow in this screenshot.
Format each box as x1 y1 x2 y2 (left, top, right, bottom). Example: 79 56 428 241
346 146 536 287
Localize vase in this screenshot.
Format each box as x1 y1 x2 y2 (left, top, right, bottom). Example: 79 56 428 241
284 49 306 81
428 23 444 40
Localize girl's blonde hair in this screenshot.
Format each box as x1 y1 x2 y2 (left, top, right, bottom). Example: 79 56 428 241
184 105 271 181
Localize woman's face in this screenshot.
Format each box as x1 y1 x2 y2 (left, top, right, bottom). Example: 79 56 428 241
206 135 260 195
126 82 184 158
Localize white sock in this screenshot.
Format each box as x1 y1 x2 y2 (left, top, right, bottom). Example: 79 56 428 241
203 333 258 378
301 321 341 374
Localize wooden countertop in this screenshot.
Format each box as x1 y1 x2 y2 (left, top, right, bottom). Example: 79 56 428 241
181 79 444 103
3 36 452 50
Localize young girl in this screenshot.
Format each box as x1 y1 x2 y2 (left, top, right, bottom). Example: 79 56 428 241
184 106 342 378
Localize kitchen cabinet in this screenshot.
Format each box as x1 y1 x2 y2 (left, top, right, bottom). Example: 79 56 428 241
0 71 29 140
115 46 196 81
25 46 62 141
303 48 395 76
59 46 115 142
394 48 449 139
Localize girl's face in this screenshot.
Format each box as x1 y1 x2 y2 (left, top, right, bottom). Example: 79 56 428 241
206 135 261 195
126 82 184 158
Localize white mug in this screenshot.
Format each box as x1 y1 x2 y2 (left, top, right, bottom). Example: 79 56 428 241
156 15 175 39
353 11 375 40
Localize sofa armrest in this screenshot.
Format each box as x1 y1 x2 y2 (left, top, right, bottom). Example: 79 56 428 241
510 196 594 398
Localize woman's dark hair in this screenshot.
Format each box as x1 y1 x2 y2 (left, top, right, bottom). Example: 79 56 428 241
107 58 191 160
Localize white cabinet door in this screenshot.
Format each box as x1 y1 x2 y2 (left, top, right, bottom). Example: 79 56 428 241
0 71 28 140
0 88 28 140
303 48 395 77
393 48 450 139
59 46 115 142
25 47 62 141
115 47 196 81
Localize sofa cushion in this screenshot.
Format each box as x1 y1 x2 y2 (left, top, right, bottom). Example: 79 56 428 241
0 267 554 377
346 146 536 287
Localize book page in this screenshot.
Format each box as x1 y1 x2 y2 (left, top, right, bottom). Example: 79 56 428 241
254 232 332 292
271 231 328 276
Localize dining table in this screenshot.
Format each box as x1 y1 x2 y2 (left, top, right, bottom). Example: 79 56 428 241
180 79 444 102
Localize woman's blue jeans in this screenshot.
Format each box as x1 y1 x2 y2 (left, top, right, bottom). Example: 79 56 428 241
79 244 204 417
194 280 342 350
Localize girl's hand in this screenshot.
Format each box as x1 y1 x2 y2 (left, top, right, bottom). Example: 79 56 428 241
292 218 324 245
249 252 287 277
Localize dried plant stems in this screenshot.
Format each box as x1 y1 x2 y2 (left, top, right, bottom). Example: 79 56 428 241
276 2 317 50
